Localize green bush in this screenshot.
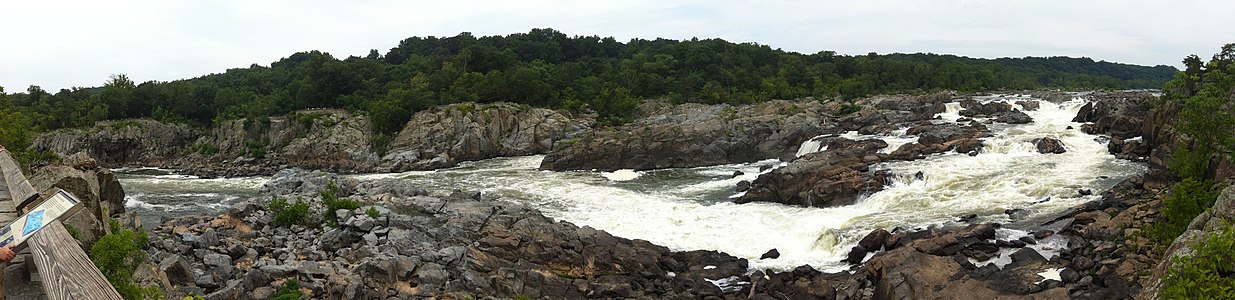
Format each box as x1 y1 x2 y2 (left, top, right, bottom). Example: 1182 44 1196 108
366 207 380 219
321 182 360 227
1148 178 1220 245
271 279 304 300
90 219 160 300
194 143 220 155
1161 224 1235 299
836 103 863 116
245 139 268 158
296 112 328 127
270 196 310 227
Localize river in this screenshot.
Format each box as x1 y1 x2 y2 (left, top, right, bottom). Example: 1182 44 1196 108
117 94 1146 272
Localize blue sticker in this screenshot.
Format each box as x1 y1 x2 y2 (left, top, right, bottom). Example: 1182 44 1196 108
0 236 11 247
0 224 10 236
22 210 45 236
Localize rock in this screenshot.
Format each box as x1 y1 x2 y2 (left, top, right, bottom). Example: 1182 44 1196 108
959 99 1013 117
845 246 868 264
1019 236 1038 245
734 180 751 192
203 253 232 267
760 249 781 260
858 229 891 252
387 102 594 171
32 119 197 166
1078 189 1093 196
1072 92 1154 139
242 269 272 290
1034 137 1067 154
994 110 1033 124
736 138 889 207
540 100 825 171
957 213 978 223
1008 248 1046 268
1060 268 1080 283
159 255 194 285
1032 230 1054 239
731 171 744 178
1016 100 1041 111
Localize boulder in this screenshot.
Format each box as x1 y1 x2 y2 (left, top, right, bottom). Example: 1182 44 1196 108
1034 137 1067 154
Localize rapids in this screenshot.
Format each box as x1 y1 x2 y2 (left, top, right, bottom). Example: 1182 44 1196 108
118 94 1146 272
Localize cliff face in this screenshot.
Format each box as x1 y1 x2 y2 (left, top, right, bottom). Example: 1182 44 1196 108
195 109 380 172
539 99 831 171
32 119 198 166
384 102 594 171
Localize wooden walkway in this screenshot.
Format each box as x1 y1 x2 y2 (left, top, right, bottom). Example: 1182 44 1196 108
0 147 121 300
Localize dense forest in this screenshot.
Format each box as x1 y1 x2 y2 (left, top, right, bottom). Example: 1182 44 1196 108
2 28 1176 141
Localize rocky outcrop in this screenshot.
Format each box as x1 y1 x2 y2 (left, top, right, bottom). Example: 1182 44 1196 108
960 99 1034 124
888 122 991 159
32 119 197 166
192 109 380 175
735 138 889 207
27 159 130 249
385 102 593 171
1073 92 1154 140
839 92 952 134
540 100 828 171
142 170 753 299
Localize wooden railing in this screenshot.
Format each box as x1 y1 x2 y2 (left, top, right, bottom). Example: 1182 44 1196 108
0 147 122 300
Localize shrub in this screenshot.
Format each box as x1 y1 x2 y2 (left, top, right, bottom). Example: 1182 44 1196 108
1148 178 1220 244
271 279 304 300
366 207 380 219
91 219 160 300
194 143 220 155
1160 224 1235 298
245 139 268 158
321 182 360 227
836 103 863 116
270 196 310 227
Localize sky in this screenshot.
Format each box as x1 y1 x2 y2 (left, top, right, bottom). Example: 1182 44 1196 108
2 0 1233 92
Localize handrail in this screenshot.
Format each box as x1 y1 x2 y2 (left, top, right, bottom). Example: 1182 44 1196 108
0 146 122 299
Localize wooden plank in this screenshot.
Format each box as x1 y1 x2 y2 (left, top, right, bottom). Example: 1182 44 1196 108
0 149 38 207
28 221 123 300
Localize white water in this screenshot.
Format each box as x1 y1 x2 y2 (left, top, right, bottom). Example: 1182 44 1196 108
119 94 1146 272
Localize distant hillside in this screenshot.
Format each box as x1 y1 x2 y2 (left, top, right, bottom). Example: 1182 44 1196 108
4 28 1176 134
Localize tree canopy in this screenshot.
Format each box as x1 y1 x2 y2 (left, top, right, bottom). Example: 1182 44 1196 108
3 28 1178 134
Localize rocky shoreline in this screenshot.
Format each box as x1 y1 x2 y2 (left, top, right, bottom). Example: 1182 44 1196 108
30 90 1220 299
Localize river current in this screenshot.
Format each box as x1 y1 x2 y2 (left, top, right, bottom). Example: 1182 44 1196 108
118 94 1146 272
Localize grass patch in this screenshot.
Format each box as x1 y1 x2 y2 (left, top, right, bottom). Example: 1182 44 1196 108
271 279 304 300
836 103 863 116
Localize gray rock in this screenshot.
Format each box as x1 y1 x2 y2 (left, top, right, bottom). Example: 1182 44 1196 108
159 255 194 285
259 264 296 277
415 263 449 285
204 253 232 267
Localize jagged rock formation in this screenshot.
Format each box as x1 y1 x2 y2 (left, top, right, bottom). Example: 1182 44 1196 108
384 102 593 171
32 119 197 166
540 100 829 171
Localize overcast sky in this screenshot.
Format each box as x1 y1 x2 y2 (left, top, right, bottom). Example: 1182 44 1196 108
3 0 1233 92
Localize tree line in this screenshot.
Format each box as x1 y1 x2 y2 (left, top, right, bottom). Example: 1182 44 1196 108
3 28 1177 138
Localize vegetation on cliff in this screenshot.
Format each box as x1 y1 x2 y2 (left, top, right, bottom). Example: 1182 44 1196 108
1154 43 1235 297
2 29 1175 137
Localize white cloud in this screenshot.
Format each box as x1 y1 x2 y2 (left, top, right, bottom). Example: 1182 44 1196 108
2 0 1232 91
